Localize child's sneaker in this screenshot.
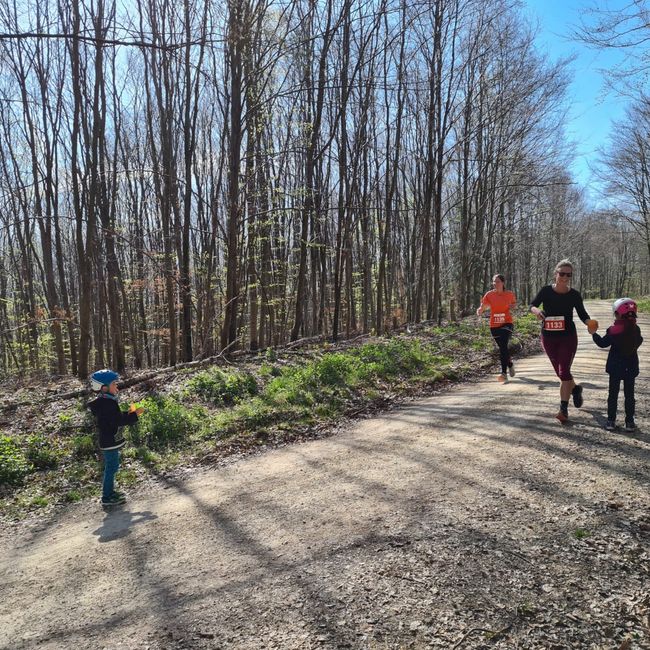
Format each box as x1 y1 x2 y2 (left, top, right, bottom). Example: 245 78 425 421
497 373 507 383
605 420 616 431
571 385 583 408
624 420 636 432
556 409 569 423
102 493 126 506
508 363 516 378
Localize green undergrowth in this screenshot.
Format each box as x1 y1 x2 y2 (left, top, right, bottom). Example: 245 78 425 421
635 297 650 313
0 311 539 520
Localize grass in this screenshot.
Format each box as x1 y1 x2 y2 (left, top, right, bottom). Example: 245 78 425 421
635 297 650 313
0 310 540 520
573 527 591 540
128 396 203 450
516 602 537 618
63 490 83 503
185 367 258 406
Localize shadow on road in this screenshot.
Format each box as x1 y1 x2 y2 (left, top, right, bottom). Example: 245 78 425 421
92 509 158 543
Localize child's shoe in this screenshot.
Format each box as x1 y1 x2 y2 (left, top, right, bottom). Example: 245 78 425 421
571 385 584 408
497 373 507 383
102 493 126 506
605 420 616 431
624 420 637 432
508 363 516 378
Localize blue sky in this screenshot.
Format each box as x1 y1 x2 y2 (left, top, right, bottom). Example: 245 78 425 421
522 0 629 204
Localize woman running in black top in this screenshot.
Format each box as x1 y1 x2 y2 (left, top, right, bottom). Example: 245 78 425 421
530 259 598 422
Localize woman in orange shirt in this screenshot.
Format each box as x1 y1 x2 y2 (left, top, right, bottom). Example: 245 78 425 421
476 274 517 383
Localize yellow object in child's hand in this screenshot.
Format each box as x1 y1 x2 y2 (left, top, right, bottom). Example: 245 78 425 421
129 403 145 416
586 319 598 334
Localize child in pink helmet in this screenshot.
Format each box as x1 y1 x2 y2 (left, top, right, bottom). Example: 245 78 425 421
591 299 643 432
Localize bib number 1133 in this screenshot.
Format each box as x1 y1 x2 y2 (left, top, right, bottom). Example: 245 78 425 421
544 316 565 331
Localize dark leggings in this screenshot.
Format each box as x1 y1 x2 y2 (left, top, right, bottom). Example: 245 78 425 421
541 332 578 381
608 376 635 422
491 324 513 373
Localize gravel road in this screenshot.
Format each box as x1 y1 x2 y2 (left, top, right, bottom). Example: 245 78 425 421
1 300 649 650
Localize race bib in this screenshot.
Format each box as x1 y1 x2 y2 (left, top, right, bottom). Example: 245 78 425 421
544 316 565 331
492 312 506 325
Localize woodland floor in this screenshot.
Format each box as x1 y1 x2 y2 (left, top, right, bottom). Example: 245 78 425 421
0 300 649 650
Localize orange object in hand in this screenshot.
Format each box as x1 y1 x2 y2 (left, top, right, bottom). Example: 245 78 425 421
586 319 598 334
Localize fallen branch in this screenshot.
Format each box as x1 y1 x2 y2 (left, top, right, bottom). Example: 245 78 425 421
452 620 513 649
0 344 240 412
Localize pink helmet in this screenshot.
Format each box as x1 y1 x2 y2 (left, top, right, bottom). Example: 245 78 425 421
613 297 637 317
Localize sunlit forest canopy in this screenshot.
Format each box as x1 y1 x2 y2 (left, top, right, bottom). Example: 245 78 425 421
0 0 647 377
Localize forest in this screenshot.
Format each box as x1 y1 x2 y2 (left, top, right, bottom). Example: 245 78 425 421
0 0 648 378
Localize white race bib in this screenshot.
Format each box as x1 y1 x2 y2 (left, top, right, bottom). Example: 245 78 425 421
544 316 565 331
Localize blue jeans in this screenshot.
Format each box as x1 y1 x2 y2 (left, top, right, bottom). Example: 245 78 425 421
102 449 120 500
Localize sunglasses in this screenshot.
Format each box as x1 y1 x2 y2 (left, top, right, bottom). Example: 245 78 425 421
557 271 572 277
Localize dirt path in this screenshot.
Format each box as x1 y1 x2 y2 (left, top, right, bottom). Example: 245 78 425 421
1 301 649 650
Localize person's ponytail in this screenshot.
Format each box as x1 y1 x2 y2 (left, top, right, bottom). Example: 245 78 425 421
619 316 640 357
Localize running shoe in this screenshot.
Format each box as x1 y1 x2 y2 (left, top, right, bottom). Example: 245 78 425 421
508 363 515 378
624 420 637 432
497 373 507 383
572 385 584 408
556 410 569 423
605 420 616 431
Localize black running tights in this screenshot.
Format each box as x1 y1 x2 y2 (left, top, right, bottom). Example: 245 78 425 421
490 324 513 374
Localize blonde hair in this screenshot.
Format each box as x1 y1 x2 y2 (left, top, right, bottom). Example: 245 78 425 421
554 259 573 274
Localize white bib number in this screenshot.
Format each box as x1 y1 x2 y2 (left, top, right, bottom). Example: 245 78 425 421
493 312 506 325
544 316 565 331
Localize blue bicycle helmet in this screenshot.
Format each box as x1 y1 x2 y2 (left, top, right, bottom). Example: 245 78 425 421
90 369 119 392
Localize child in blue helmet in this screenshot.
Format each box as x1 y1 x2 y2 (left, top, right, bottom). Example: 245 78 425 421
88 369 144 506
591 298 643 432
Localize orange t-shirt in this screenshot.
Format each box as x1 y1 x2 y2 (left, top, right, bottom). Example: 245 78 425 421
481 290 516 328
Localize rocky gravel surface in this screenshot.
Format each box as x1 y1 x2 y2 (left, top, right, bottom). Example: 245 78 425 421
1 301 649 649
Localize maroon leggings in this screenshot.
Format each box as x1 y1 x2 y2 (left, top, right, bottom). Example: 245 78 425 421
541 332 577 381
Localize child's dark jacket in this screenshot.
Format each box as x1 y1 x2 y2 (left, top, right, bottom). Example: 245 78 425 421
592 321 643 379
88 396 138 450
